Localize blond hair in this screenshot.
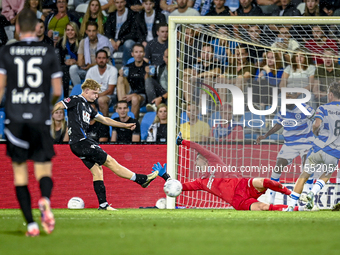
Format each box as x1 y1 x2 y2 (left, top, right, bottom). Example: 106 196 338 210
51 109 67 139
62 22 80 50
153 103 167 123
81 79 102 91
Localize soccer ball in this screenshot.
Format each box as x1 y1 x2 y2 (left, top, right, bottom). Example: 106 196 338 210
155 198 166 209
67 197 85 209
164 179 182 197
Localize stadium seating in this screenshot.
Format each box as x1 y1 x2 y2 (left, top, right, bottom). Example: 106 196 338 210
69 84 82 96
140 112 156 141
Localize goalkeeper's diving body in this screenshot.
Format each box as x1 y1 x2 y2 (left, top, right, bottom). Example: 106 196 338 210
154 133 308 211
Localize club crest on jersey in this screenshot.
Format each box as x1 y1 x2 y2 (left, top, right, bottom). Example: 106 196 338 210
295 113 301 120
82 111 90 124
64 97 71 103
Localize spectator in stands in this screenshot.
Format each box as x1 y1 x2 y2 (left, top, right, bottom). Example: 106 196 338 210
160 0 178 18
170 0 200 16
207 0 230 16
305 25 338 65
51 108 69 144
272 0 301 16
216 45 253 92
117 44 148 118
105 0 137 66
55 22 80 97
144 23 168 66
246 24 266 64
79 0 107 38
111 100 141 142
24 0 45 20
234 0 263 16
146 103 167 142
145 48 168 111
209 26 238 66
184 44 221 104
85 49 118 116
313 48 340 107
36 18 54 46
135 0 167 48
280 51 315 105
1 0 25 26
211 103 243 142
70 21 113 86
253 51 284 108
88 102 110 142
180 103 210 142
304 0 320 16
271 26 300 64
45 0 79 44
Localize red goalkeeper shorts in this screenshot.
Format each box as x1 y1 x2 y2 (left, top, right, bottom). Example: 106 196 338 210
231 178 261 210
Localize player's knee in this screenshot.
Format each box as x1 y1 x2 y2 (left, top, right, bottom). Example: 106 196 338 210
131 94 141 105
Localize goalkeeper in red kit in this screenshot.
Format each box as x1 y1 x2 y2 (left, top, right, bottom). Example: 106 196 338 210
154 132 306 211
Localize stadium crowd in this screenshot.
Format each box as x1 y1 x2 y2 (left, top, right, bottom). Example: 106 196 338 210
1 0 340 143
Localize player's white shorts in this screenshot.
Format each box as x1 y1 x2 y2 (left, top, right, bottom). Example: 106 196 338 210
277 144 312 165
303 150 339 175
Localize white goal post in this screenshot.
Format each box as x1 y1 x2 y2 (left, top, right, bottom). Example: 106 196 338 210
167 16 340 209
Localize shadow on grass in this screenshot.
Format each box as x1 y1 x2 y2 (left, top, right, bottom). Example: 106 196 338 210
0 230 26 236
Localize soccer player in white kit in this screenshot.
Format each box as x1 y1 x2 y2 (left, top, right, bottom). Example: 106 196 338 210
287 82 340 211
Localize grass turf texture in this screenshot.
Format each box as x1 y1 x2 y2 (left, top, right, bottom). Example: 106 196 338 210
0 209 339 255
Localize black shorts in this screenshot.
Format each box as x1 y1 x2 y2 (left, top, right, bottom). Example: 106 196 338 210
70 139 107 169
5 122 55 163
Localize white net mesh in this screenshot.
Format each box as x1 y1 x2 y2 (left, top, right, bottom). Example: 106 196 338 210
172 19 340 209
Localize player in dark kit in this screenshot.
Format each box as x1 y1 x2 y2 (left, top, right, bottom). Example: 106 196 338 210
0 9 63 237
53 79 158 210
153 133 310 211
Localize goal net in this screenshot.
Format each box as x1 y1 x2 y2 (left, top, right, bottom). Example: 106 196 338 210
167 17 340 209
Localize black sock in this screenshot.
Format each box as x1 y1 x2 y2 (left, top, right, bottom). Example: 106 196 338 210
39 176 53 199
15 186 34 224
134 174 147 185
93 181 107 205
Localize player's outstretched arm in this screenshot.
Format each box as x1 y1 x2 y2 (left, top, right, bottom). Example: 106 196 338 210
256 123 282 144
95 115 136 130
51 77 62 105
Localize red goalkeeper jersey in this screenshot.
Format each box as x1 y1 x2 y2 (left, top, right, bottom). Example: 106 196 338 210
182 178 266 210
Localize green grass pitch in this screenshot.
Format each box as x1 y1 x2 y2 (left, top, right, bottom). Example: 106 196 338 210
0 209 339 255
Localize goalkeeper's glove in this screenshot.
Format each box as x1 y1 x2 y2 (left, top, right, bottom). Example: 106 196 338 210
152 162 170 181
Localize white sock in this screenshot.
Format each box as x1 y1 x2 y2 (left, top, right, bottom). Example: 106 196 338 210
100 202 108 208
288 191 300 207
269 190 276 204
271 172 281 181
27 222 39 231
130 173 136 181
311 180 325 195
